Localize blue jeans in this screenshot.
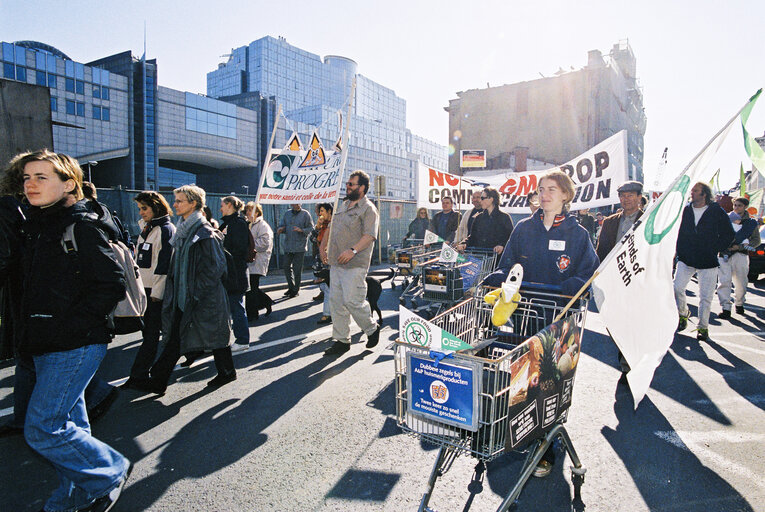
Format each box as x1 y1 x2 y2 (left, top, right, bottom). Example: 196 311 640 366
25 344 129 512
320 282 331 316
228 292 250 345
10 355 114 429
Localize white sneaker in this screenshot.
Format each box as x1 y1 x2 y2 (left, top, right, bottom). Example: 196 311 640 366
231 343 249 352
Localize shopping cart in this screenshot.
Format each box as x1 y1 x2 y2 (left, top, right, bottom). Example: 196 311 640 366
397 244 442 311
395 283 589 511
389 239 424 290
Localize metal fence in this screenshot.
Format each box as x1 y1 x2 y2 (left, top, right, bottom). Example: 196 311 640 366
97 188 423 270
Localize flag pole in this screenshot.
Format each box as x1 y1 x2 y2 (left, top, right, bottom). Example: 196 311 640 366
254 104 283 203
552 91 761 322
324 76 357 260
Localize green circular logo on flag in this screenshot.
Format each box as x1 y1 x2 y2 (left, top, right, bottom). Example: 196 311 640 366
405 321 429 346
442 246 455 261
644 176 690 245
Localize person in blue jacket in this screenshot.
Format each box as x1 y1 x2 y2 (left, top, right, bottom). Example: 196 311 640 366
484 170 599 297
483 170 599 480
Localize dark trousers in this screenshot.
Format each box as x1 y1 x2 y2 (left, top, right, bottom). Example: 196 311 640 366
283 251 305 294
246 274 273 320
150 309 235 386
128 289 163 380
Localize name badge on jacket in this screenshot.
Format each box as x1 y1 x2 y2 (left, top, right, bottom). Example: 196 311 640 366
549 240 565 251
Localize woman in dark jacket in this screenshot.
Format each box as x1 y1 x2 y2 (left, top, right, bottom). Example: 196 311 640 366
123 191 175 389
220 195 251 350
405 207 430 241
8 150 131 511
484 170 598 479
136 185 235 394
459 186 514 254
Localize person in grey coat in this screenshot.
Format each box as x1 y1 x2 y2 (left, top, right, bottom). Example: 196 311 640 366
276 204 313 297
135 185 235 394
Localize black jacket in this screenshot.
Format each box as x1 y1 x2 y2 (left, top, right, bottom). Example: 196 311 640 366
18 199 126 356
466 207 514 250
676 202 735 269
0 196 25 359
430 210 460 242
220 213 251 295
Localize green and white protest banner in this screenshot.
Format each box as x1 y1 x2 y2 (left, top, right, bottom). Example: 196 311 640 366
592 92 760 408
399 306 472 353
742 89 765 178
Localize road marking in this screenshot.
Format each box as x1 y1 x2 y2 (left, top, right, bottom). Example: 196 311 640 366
691 395 765 406
654 430 765 491
0 311 400 420
708 337 765 355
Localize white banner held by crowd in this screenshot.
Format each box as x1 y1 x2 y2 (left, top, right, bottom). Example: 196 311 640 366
591 97 754 408
418 130 628 213
257 129 346 205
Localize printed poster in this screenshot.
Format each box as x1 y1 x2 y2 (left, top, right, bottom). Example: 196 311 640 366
503 312 583 450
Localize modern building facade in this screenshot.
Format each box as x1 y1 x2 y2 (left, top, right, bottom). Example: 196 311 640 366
208 35 447 199
1 40 263 192
446 40 646 183
1 41 130 183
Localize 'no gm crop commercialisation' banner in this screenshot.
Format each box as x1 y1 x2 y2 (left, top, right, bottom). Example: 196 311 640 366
418 130 628 214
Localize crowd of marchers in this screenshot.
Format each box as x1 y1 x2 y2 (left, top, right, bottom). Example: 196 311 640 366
0 149 755 510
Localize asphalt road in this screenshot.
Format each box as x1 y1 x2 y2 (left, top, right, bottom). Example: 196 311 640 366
1 275 763 511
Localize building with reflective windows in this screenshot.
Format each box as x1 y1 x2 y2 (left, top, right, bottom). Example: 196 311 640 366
1 41 130 183
208 36 447 199
1 41 263 192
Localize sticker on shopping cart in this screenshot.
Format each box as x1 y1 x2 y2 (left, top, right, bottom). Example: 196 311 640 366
560 377 574 406
542 395 559 427
406 353 481 432
399 307 473 352
509 401 540 447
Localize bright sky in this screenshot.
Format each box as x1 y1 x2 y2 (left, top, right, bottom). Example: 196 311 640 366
2 0 764 190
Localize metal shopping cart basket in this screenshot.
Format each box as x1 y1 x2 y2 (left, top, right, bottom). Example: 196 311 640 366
398 244 442 310
421 247 501 312
395 283 589 511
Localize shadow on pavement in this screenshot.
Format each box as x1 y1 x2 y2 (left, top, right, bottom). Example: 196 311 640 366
601 391 754 512
647 336 732 425
673 335 765 413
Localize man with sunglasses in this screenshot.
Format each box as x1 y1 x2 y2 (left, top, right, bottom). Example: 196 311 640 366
322 170 381 356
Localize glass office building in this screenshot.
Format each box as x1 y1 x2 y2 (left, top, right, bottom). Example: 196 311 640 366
1 40 130 185
2 40 262 192
208 36 447 199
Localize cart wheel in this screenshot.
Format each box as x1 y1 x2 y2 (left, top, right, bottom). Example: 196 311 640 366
571 468 586 502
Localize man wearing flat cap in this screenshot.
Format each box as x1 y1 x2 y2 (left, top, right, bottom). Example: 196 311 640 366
595 180 644 375
596 181 644 262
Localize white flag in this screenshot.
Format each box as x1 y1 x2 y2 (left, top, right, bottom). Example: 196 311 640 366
439 243 458 263
424 229 444 245
592 96 752 408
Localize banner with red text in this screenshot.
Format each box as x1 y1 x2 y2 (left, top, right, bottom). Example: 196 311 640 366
418 131 628 213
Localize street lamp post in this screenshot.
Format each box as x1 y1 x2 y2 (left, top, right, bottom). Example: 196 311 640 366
86 161 98 183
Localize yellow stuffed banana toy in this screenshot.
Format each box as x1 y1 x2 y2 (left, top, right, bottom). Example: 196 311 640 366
484 263 523 327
